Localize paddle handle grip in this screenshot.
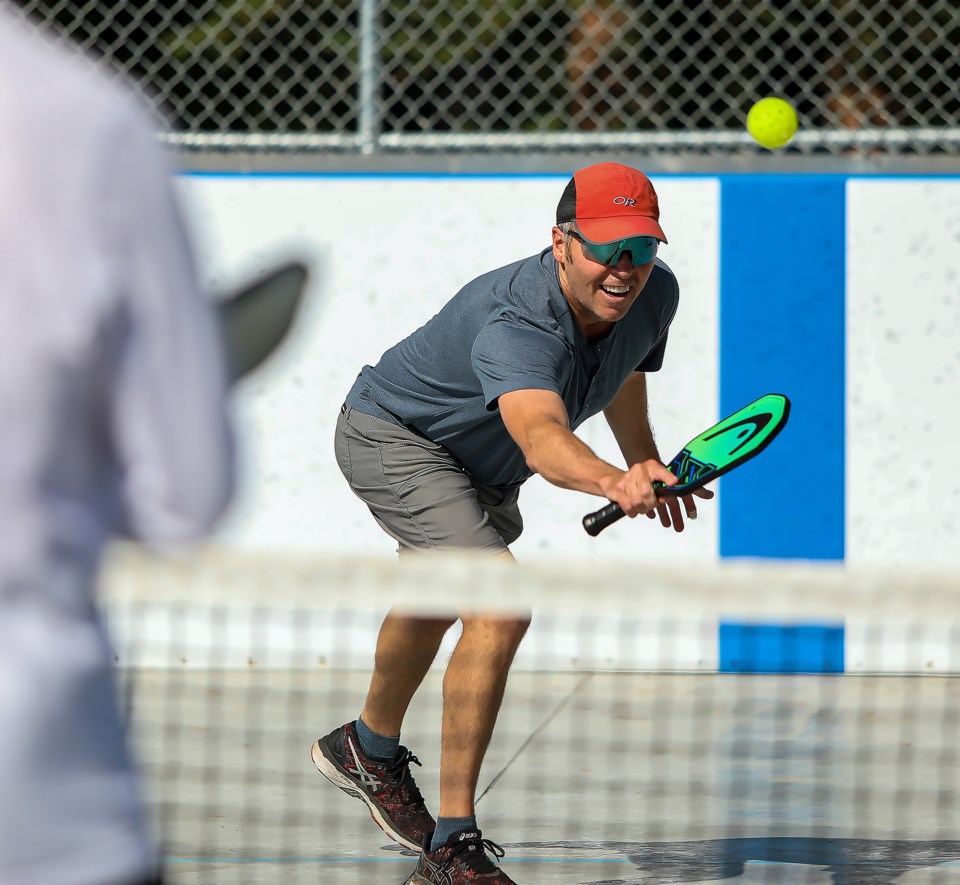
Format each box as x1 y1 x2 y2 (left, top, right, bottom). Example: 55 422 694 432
582 484 691 536
582 502 625 537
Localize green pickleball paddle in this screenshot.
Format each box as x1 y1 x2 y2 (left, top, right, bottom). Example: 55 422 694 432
583 393 790 537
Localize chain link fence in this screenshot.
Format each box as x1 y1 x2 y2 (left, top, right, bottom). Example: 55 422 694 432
9 0 960 154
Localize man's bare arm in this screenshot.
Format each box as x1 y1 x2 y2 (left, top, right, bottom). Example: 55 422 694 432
498 388 676 517
603 372 660 466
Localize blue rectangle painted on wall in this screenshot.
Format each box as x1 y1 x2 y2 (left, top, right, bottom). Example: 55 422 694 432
719 175 846 560
720 621 846 673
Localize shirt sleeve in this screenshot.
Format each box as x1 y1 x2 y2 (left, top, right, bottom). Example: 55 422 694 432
103 100 235 545
635 329 669 372
633 262 679 372
471 315 571 410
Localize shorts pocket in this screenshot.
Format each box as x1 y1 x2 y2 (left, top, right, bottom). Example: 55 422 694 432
333 413 353 483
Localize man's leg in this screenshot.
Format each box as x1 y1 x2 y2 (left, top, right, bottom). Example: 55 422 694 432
409 597 530 884
324 406 526 874
360 612 456 737
312 611 443 851
362 562 531 833
438 611 531 818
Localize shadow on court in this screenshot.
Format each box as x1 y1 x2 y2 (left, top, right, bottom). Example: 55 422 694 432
509 838 960 885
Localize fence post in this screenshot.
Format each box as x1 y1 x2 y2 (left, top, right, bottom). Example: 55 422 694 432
358 0 379 154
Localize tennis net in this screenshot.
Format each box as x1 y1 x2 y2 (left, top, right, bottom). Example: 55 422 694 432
100 548 960 884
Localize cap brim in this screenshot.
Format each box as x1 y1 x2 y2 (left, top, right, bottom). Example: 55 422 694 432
576 216 667 244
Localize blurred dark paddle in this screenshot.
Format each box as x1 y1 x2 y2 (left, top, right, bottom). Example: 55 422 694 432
217 261 309 382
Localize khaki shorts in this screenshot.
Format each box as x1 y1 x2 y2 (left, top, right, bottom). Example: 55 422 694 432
335 404 523 554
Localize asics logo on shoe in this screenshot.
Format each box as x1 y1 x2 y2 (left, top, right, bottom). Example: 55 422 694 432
424 858 453 885
346 737 382 789
457 830 482 842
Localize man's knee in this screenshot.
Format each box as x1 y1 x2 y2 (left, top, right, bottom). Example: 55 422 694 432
389 612 459 639
460 613 531 649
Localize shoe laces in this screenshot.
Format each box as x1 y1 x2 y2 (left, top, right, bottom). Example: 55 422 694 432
442 835 505 871
387 747 426 805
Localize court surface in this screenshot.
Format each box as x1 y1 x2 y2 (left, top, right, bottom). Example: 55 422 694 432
133 670 960 885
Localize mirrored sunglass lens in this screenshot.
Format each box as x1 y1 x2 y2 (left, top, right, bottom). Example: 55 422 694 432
582 236 658 266
621 237 658 265
581 241 618 264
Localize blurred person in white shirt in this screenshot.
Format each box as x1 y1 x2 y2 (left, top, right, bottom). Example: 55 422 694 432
0 7 235 885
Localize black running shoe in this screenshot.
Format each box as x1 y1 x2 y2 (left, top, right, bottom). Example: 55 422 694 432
311 720 435 850
405 830 518 884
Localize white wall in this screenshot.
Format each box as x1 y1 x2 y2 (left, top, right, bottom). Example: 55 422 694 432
175 173 960 567
177 174 719 565
846 179 960 569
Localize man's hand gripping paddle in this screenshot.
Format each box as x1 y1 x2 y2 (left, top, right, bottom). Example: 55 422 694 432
582 393 791 537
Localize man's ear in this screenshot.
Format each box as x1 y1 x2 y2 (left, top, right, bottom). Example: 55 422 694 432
551 226 566 263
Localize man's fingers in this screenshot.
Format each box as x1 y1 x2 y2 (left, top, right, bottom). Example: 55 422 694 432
652 465 679 487
657 501 671 528
667 496 685 532
625 481 711 531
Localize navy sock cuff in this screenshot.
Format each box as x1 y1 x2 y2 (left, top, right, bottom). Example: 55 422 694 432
431 816 478 852
355 716 400 763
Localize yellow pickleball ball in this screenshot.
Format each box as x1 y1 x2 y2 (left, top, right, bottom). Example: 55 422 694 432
747 97 798 149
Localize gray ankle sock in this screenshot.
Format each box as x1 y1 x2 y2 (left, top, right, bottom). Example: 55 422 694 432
355 716 400 763
430 816 478 852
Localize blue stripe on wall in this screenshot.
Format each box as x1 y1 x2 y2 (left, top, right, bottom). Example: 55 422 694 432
719 622 845 673
719 175 846 560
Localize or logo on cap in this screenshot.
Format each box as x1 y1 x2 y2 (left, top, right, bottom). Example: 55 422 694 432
614 196 636 206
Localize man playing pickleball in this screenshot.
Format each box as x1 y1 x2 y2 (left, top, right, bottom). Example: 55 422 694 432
313 162 712 884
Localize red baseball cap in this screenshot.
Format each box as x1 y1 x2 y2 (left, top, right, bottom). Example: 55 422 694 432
556 162 667 244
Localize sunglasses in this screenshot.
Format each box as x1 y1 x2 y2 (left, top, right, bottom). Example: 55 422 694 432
569 224 659 267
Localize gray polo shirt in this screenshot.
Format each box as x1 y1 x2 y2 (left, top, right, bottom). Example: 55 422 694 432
346 248 679 487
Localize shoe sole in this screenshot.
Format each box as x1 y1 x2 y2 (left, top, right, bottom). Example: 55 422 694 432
310 739 422 852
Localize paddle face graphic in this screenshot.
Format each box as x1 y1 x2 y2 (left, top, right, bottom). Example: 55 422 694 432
583 393 790 537
653 393 790 495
